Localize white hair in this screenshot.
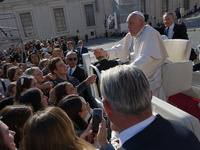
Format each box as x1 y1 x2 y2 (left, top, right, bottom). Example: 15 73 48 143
101 65 151 116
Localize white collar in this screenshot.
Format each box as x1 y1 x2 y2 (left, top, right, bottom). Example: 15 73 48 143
133 25 145 38
169 23 175 30
68 66 77 73
119 115 156 147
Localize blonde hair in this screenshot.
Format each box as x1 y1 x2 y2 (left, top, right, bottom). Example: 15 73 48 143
25 67 39 75
23 107 95 150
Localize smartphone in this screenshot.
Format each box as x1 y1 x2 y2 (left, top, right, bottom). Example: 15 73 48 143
103 116 109 128
92 108 103 133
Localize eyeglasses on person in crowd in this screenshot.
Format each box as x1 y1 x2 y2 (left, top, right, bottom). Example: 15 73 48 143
69 58 77 61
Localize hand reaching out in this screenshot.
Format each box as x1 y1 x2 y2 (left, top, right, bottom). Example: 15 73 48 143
92 48 108 58
85 74 97 85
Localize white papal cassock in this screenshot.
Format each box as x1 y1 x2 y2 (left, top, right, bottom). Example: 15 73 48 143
106 25 170 101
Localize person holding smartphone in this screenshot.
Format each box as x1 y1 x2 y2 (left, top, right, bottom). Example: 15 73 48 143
58 95 114 149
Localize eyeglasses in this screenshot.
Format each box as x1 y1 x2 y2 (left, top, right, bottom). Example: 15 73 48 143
68 58 77 61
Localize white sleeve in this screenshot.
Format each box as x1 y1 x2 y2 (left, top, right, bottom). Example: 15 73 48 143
131 54 153 71
106 42 125 60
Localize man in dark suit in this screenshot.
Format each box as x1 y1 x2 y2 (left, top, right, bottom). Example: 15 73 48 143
156 12 188 40
178 18 187 30
66 51 87 82
93 55 119 73
76 40 88 65
101 65 200 150
155 12 197 60
63 41 76 57
66 51 99 108
60 39 67 53
92 55 118 96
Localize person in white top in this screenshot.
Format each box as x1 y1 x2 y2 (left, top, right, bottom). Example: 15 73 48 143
92 11 169 101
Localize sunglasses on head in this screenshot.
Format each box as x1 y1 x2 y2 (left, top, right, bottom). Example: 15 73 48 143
69 58 77 61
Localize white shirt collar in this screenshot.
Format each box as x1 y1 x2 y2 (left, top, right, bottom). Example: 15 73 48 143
119 115 156 147
169 23 175 30
133 25 145 38
167 23 175 39
68 66 76 74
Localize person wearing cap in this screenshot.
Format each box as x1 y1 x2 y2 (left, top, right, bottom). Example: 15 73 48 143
92 11 169 101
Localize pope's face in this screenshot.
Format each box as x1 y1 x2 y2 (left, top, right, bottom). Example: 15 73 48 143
127 14 143 36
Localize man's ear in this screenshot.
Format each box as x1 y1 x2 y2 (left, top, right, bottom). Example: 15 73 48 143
102 98 112 117
150 90 153 101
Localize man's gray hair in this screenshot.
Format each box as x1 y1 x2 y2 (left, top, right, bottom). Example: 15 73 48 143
66 51 77 58
101 65 151 116
163 12 174 18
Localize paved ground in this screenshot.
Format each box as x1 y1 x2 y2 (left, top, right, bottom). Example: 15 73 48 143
184 11 200 46
184 11 200 30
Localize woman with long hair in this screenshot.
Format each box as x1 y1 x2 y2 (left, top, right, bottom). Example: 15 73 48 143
58 95 90 136
14 75 38 103
58 95 112 149
22 107 96 150
25 67 53 96
0 105 32 149
7 66 23 82
53 81 78 106
20 88 48 112
0 117 16 150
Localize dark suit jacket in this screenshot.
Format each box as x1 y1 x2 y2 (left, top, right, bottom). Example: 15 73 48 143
71 65 87 83
71 65 99 108
93 59 119 73
76 46 88 64
120 115 200 150
92 59 118 97
155 23 188 39
61 43 67 52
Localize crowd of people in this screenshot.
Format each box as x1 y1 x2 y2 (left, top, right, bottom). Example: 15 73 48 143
0 37 113 149
0 10 200 150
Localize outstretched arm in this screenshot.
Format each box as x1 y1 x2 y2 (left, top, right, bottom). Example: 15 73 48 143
92 48 108 58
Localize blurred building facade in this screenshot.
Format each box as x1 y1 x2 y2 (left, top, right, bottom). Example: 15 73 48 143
0 0 112 46
114 0 200 31
0 0 199 46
